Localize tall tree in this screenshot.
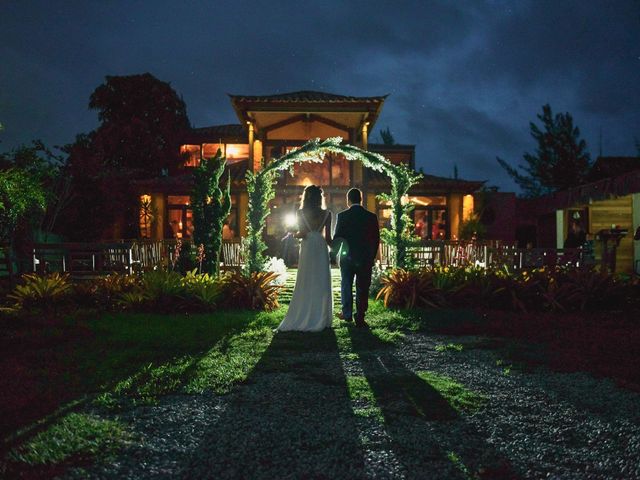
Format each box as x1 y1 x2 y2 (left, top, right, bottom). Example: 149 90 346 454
379 127 396 145
497 104 591 197
62 73 191 240
0 141 71 239
190 150 231 275
88 73 190 174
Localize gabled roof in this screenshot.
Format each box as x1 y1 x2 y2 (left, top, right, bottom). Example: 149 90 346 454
366 169 484 195
518 166 640 215
587 156 640 182
185 124 246 143
229 90 388 131
228 90 388 103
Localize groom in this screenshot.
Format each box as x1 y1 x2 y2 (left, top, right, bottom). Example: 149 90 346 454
333 188 380 328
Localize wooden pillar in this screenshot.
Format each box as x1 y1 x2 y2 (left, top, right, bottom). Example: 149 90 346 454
152 193 165 240
239 192 249 238
247 122 256 171
448 193 463 240
353 122 369 186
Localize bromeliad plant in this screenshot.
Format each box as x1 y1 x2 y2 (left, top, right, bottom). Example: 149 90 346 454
4 272 72 314
376 264 633 314
220 271 282 311
376 268 445 309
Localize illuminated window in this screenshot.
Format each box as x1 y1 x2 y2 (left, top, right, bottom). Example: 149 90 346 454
331 154 349 186
407 196 446 206
167 195 190 206
463 195 474 221
202 143 224 158
202 143 248 164
225 144 249 162
139 194 153 239
180 145 201 167
167 195 193 239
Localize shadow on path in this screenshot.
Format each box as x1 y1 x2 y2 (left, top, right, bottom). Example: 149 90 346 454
181 328 366 479
348 326 520 480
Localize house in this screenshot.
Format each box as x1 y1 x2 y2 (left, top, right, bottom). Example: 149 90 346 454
515 157 640 273
135 91 483 252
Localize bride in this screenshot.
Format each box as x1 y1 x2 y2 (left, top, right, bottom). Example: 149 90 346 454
277 185 333 332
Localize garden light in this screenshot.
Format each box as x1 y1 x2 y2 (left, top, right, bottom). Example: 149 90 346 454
284 213 297 229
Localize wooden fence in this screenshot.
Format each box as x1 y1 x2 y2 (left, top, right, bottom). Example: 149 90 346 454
378 241 590 270
0 239 244 279
1 238 593 280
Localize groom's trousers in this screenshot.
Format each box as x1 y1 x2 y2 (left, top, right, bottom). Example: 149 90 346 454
340 260 372 321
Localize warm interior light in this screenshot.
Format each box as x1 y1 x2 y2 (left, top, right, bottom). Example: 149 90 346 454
463 194 474 221
302 177 312 186
284 213 298 229
226 145 239 158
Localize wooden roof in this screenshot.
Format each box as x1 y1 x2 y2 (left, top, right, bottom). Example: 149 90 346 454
587 156 640 182
229 90 387 132
184 124 247 144
365 169 484 195
229 90 388 103
518 167 640 216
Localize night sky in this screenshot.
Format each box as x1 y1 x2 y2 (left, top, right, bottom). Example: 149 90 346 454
1 1 639 191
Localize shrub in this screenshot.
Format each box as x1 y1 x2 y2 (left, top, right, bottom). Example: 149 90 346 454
4 272 72 313
116 290 148 311
221 271 282 311
181 269 224 311
139 269 186 311
376 268 445 309
74 273 141 310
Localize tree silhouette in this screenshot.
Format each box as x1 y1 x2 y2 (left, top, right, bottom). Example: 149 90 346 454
62 73 191 239
498 104 591 197
379 127 396 145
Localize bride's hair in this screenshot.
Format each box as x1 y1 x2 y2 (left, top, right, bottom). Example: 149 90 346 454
300 185 325 210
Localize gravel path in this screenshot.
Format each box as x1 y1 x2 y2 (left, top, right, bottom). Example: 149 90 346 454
66 330 640 480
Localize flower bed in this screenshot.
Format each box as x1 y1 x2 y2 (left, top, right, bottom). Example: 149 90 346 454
1 269 284 318
377 265 639 313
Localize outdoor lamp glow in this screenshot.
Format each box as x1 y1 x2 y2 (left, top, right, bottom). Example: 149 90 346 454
284 213 298 229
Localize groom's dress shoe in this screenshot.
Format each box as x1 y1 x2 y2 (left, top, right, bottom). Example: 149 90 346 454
337 312 352 322
355 319 369 328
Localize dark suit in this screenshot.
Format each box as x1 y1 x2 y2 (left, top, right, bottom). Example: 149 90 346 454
333 204 380 322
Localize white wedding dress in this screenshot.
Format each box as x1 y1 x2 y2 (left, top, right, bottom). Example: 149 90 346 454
277 211 333 332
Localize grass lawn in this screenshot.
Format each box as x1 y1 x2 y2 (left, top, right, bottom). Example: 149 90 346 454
0 308 283 444
3 267 637 476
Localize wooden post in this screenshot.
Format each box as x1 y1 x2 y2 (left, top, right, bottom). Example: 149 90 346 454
247 121 255 171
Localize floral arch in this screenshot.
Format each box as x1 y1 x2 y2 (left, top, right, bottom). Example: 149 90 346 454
243 137 421 273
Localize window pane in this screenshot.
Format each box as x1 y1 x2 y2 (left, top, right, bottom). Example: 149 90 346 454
288 160 330 186
225 144 249 160
202 143 224 158
167 195 190 206
331 155 350 186
180 145 200 167
408 196 446 206
168 209 183 238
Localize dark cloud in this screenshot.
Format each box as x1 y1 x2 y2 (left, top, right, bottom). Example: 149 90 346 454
1 0 638 191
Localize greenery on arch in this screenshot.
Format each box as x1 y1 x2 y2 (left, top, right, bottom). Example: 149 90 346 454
243 137 421 273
